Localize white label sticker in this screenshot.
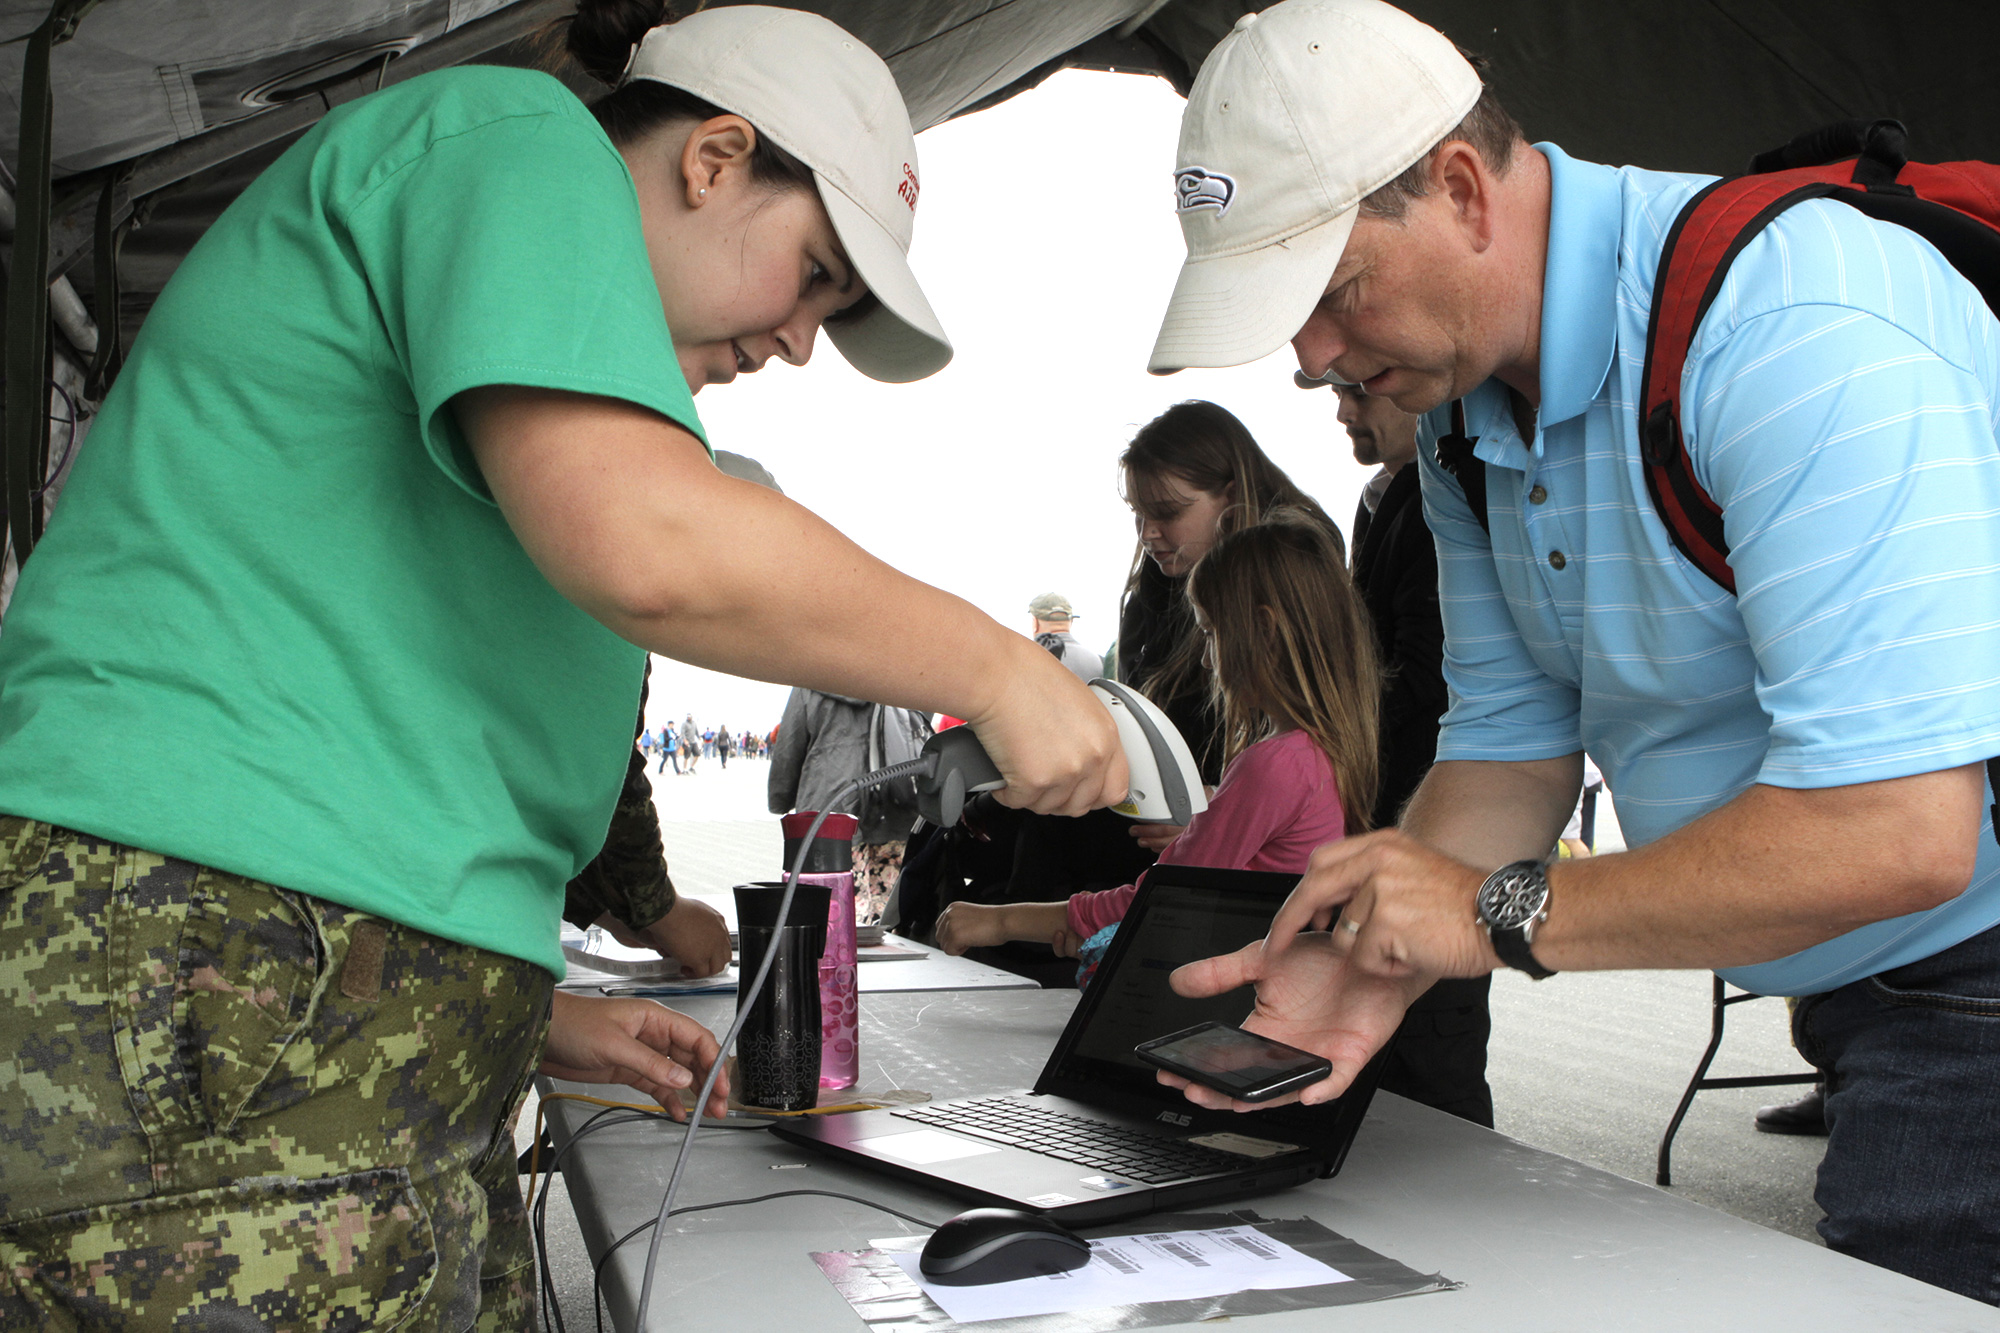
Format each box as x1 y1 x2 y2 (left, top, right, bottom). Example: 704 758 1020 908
1186 1132 1302 1159
1025 1192 1078 1207
854 1130 1001 1166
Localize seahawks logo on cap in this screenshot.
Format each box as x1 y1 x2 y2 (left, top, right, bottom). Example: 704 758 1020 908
1175 167 1236 216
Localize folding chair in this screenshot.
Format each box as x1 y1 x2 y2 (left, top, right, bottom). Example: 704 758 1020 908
1655 975 1819 1186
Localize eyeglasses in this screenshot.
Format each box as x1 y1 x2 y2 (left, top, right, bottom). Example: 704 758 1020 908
1292 367 1363 391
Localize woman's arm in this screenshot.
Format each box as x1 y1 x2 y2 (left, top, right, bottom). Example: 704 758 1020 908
455 386 1125 815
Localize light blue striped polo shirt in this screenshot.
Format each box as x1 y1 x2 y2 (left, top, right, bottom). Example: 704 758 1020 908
1419 143 2000 995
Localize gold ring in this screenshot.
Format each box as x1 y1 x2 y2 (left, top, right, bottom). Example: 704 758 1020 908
1341 917 1362 935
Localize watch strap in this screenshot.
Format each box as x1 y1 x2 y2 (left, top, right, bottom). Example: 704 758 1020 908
1488 919 1556 980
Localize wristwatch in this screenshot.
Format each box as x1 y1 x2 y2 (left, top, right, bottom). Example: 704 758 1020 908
1476 859 1556 980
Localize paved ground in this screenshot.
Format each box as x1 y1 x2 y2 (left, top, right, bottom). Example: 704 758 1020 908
524 760 1830 1327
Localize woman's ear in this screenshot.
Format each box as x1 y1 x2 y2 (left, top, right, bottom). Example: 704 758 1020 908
679 113 758 208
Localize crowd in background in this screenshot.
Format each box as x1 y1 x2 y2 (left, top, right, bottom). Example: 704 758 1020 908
639 718 777 775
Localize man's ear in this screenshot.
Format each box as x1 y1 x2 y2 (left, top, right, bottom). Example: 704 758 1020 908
680 113 758 207
1433 140 1496 255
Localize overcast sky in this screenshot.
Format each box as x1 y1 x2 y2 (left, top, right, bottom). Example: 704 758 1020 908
646 68 1372 734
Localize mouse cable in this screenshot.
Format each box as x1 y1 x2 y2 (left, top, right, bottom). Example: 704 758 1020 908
631 754 940 1332
528 1095 803 1332
532 1105 659 1333
530 1100 768 1333
598 1189 943 1333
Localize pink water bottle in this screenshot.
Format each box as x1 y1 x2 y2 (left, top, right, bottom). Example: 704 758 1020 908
782 812 860 1091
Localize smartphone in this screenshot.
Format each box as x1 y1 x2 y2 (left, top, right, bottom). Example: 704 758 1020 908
1134 1021 1333 1104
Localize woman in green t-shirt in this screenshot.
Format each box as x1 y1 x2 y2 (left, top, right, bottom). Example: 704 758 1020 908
0 4 1124 1327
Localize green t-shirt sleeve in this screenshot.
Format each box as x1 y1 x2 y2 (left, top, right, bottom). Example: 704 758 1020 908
342 107 706 501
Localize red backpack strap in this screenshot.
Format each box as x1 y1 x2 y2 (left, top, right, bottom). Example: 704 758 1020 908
1638 172 1851 593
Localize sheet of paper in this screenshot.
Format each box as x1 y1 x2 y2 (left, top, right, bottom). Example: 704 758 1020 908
561 940 686 980
597 967 739 997
890 1223 1349 1323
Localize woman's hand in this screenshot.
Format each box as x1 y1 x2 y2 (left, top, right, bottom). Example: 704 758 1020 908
599 896 732 978
963 641 1128 819
540 991 729 1121
1128 823 1184 853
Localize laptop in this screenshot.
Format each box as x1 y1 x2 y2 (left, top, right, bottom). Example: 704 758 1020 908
772 864 1387 1226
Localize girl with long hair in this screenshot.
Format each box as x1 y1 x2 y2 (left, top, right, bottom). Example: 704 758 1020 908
937 511 1379 960
1117 399 1343 785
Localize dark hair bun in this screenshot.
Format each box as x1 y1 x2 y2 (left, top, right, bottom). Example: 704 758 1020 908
567 0 674 85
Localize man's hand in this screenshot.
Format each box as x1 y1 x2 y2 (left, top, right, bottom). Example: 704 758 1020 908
540 991 730 1120
1165 934 1434 1108
1266 829 1497 980
600 896 732 978
1157 829 1497 1113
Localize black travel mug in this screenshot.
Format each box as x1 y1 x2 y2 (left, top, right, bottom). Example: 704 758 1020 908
731 881 832 1112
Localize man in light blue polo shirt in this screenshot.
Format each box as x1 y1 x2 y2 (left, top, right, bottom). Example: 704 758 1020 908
1151 0 2000 1303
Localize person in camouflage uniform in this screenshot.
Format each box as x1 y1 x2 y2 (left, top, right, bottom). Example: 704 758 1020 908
566 666 732 977
0 816 727 1330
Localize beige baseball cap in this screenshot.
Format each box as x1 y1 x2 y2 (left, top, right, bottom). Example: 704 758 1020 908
627 6 952 383
1147 0 1480 374
1027 592 1077 621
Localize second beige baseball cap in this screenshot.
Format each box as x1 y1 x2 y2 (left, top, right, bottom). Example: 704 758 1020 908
627 6 952 384
1147 0 1480 374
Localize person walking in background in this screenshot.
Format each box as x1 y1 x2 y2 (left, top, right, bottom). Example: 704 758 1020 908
680 714 701 775
716 723 732 768
1027 592 1103 683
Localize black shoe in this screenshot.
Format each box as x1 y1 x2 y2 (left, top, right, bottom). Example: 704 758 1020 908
1753 1083 1828 1136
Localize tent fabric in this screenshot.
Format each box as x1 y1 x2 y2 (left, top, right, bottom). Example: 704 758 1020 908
2 2 1996 184
4 0 1999 351
0 1 1155 176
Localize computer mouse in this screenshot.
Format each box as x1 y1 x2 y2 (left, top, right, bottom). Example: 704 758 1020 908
918 1207 1093 1286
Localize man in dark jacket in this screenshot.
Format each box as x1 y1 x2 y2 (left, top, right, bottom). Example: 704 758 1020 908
1339 379 1496 1126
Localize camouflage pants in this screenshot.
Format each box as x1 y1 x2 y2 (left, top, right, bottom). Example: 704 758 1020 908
0 817 555 1331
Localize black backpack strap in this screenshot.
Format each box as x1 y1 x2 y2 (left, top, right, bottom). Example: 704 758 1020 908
1989 757 2000 842
1434 399 1489 536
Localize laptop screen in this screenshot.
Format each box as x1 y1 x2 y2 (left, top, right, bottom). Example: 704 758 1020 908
1038 864 1378 1146
1063 873 1274 1076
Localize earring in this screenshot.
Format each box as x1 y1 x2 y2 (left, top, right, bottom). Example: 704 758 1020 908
698 188 706 197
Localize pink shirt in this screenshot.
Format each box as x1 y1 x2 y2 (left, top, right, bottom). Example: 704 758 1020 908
1066 728 1347 938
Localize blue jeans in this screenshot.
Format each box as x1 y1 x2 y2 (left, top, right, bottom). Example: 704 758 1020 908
1794 920 2000 1304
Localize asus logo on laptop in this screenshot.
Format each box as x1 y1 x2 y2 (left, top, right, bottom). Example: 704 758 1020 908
1157 1111 1193 1127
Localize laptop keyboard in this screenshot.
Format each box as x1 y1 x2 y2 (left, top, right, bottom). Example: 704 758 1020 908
890 1096 1248 1185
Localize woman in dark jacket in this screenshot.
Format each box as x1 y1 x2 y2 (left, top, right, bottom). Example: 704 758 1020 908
962 403 1343 983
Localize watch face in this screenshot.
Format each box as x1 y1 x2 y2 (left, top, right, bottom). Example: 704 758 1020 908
1479 863 1548 930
